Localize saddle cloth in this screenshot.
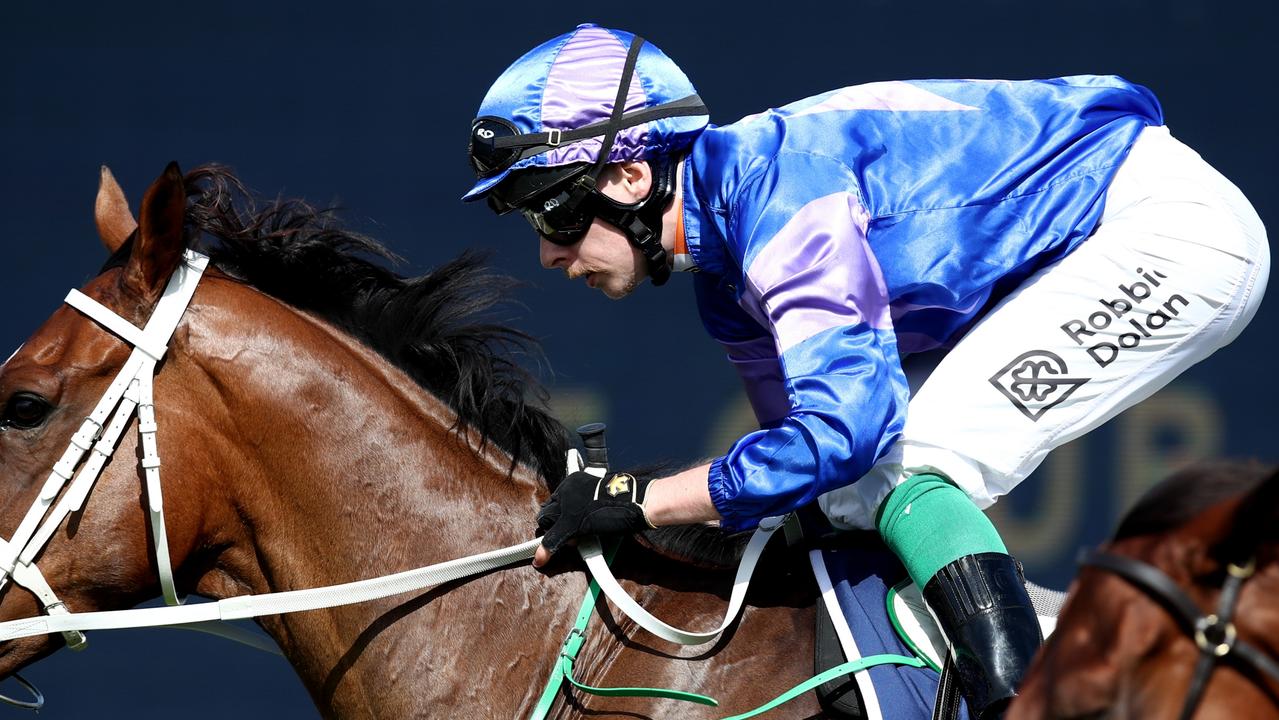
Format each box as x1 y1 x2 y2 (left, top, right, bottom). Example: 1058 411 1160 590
810 534 1065 720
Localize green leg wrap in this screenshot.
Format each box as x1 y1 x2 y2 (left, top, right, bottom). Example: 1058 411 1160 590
875 473 1007 589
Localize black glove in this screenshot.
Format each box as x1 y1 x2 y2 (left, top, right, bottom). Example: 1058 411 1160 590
536 470 654 557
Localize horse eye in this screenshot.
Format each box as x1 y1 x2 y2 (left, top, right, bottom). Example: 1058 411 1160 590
2 393 52 430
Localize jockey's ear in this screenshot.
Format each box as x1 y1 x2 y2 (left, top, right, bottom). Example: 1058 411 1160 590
600 161 652 204
95 165 137 254
123 162 187 300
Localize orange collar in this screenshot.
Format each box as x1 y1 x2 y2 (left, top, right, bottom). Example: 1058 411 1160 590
673 202 688 257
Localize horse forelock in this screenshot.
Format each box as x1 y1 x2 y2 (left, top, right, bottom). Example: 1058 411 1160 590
101 165 569 487
1114 460 1272 541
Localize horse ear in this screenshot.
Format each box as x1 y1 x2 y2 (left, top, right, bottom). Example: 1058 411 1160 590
95 165 137 253
123 162 187 298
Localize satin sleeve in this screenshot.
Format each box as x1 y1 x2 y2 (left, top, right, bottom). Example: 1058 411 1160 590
693 272 789 428
706 152 910 532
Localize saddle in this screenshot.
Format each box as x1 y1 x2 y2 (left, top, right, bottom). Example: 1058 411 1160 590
565 487 1065 720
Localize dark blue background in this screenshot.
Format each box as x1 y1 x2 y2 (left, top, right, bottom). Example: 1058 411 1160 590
2 1 1275 716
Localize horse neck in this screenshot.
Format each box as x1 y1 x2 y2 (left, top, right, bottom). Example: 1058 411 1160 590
171 278 582 716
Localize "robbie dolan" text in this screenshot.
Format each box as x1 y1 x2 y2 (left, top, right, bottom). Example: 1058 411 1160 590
1060 268 1191 368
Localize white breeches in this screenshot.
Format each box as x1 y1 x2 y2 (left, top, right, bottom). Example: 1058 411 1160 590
819 125 1270 530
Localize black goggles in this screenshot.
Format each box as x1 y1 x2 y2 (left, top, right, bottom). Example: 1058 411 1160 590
495 169 673 248
487 170 599 246
520 195 597 246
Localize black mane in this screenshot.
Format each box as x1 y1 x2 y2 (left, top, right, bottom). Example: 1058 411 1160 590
1113 460 1270 540
147 165 569 484
629 463 751 568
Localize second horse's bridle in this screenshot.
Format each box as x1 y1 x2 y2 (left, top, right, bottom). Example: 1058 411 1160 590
1079 548 1279 720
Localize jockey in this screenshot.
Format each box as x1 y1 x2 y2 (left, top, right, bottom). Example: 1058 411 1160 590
464 24 1269 719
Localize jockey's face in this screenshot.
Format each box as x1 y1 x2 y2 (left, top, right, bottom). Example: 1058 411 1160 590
538 162 653 300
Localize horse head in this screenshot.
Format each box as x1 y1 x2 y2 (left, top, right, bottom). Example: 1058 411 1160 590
1010 461 1279 719
0 164 200 675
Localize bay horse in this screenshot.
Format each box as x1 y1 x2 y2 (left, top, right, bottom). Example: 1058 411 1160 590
0 163 825 718
1008 461 1279 719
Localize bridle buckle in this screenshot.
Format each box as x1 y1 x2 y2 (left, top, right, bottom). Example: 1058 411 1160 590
1194 614 1237 657
1227 558 1256 579
559 626 585 662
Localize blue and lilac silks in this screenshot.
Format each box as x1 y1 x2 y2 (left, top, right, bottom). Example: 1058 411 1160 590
461 24 1165 535
682 77 1163 532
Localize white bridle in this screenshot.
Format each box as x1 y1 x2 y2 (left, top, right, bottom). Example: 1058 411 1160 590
0 250 775 702
0 249 211 652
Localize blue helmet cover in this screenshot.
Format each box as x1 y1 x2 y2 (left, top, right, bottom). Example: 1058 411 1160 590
463 24 708 201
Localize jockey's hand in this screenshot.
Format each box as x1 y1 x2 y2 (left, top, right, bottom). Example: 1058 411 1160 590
533 470 654 567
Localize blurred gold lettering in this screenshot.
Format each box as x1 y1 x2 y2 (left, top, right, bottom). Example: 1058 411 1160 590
987 439 1083 571
547 386 609 435
704 394 758 458
1116 383 1223 520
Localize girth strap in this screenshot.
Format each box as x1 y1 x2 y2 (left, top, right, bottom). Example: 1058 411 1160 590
529 542 717 720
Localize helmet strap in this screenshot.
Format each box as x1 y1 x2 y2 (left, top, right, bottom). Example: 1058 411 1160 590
582 35 674 286
587 157 677 287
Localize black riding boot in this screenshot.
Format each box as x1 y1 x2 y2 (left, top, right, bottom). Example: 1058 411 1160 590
922 552 1043 720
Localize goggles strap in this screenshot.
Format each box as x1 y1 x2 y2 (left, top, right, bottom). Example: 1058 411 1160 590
476 35 710 177
487 95 708 156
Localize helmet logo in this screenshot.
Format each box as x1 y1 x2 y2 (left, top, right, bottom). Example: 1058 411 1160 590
475 127 495 140
543 198 561 211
